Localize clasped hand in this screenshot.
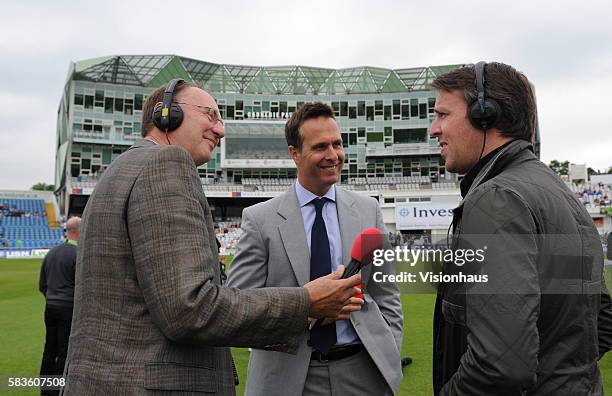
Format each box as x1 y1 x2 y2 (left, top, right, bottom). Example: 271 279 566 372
304 265 364 325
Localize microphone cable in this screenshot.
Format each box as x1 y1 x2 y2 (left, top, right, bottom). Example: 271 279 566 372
478 127 488 161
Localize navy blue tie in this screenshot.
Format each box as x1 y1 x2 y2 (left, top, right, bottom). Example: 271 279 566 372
309 197 337 353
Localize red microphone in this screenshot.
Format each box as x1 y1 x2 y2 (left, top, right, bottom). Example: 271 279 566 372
310 228 384 330
341 228 384 279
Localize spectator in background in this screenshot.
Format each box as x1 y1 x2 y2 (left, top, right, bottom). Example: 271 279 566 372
39 217 81 396
581 192 590 206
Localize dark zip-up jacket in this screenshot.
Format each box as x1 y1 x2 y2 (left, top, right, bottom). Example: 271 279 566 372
433 139 612 395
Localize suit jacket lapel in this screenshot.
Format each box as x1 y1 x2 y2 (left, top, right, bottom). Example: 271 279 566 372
278 185 311 286
335 187 360 270
336 188 376 289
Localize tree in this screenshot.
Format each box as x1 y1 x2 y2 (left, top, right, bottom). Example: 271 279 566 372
548 160 569 176
587 167 601 176
31 183 55 191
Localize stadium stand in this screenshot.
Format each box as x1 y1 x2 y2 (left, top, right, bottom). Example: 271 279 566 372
202 176 456 194
202 176 460 251
0 199 63 249
204 184 247 192
570 182 611 208
242 178 293 186
349 176 432 185
567 181 612 252
215 218 243 253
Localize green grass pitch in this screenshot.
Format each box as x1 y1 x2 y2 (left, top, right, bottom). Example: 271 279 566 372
1 258 611 395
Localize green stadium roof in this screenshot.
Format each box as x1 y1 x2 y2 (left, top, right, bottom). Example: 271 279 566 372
71 55 464 94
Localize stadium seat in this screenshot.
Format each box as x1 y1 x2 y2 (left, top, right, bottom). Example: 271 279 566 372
0 198 62 249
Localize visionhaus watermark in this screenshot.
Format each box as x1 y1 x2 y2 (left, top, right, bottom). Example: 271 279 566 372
373 270 488 284
371 246 489 285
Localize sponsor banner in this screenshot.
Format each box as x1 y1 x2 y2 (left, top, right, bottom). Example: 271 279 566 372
70 187 93 195
0 249 50 259
395 203 456 230
31 249 50 258
3 250 34 258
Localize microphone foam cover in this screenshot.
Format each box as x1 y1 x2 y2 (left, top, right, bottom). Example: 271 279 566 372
350 228 384 265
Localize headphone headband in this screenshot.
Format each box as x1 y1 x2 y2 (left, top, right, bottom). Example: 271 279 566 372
474 61 486 114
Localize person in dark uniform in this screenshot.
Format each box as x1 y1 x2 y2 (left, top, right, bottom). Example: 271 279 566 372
38 216 80 396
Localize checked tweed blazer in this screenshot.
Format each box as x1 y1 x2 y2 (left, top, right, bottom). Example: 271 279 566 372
63 139 310 395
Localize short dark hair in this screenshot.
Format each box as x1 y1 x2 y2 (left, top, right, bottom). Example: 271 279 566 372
431 62 536 141
285 102 335 150
141 80 198 137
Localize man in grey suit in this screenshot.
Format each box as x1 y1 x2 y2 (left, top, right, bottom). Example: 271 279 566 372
63 80 363 395
227 102 404 395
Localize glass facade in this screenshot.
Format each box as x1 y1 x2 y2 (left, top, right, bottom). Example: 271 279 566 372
56 55 466 212
65 83 445 181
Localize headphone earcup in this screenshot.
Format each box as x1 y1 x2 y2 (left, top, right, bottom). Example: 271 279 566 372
152 102 165 130
152 102 184 132
166 103 184 131
468 98 502 130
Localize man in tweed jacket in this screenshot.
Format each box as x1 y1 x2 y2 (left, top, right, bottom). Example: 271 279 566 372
63 80 363 395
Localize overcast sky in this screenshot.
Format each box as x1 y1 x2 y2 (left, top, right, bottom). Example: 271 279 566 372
1 0 611 190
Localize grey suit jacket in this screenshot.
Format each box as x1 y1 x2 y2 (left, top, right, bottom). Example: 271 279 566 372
227 184 403 395
63 140 310 395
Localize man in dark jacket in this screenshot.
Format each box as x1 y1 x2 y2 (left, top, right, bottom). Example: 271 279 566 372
39 216 80 395
429 62 612 395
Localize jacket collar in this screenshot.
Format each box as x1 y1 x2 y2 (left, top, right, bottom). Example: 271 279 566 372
128 138 156 151
460 140 513 198
295 180 336 206
456 139 534 210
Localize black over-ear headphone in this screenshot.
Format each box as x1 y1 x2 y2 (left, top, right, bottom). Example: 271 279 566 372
152 78 184 132
468 62 502 131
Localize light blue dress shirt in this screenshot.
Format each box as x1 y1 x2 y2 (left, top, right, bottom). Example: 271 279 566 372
295 180 359 346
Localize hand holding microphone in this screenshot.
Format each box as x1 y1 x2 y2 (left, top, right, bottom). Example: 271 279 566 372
309 228 384 328
304 265 362 320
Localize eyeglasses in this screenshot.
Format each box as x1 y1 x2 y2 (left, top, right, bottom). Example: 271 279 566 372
175 102 224 126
